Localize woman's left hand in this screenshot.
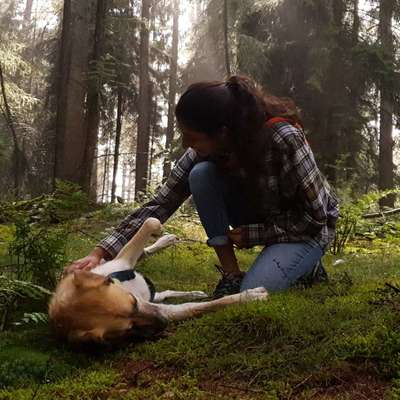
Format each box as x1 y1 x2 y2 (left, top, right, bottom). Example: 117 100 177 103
228 227 246 248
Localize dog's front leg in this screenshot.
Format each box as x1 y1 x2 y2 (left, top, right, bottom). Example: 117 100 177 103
147 287 268 321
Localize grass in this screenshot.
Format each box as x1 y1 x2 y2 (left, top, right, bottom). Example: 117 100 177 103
0 211 400 399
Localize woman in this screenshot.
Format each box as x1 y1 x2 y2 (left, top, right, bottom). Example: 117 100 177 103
68 75 339 298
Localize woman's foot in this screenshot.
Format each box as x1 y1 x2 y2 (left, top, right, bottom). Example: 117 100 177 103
212 265 245 298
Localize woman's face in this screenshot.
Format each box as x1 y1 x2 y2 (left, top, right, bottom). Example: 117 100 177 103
179 124 219 157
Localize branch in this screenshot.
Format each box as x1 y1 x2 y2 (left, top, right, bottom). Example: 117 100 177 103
362 208 400 219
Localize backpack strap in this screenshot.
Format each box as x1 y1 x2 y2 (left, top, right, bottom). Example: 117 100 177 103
265 117 309 146
265 116 302 130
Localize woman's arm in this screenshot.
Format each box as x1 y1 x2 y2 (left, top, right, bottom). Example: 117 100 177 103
97 149 197 259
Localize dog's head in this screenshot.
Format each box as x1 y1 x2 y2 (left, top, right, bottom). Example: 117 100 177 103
48 270 167 344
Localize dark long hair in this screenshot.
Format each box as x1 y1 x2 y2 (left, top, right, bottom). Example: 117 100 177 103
175 75 301 198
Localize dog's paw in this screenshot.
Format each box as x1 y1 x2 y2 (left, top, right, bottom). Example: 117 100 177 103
240 287 268 302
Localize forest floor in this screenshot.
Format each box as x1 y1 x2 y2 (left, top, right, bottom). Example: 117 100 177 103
0 207 400 399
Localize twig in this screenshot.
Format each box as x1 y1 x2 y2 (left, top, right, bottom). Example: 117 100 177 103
217 383 264 394
327 284 339 296
76 229 102 242
385 282 400 293
177 238 206 244
0 263 20 269
126 364 154 386
293 375 313 390
0 307 8 331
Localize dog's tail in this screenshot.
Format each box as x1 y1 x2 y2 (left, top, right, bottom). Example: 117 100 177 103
115 217 162 267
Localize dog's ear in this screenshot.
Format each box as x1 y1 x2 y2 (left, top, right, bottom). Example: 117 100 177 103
73 270 103 290
68 328 105 343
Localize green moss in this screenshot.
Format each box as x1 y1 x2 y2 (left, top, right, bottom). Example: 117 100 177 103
2 212 400 398
0 369 118 400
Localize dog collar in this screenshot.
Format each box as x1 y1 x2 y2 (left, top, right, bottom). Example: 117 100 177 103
107 270 156 302
108 270 136 283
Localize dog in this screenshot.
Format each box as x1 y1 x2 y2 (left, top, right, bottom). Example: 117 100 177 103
49 217 268 344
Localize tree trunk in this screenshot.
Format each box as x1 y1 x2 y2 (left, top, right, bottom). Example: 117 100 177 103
105 138 112 202
148 82 156 185
322 0 346 184
0 62 21 197
84 0 107 199
121 157 127 200
378 0 395 207
344 0 361 182
223 0 231 77
54 0 96 191
23 0 33 25
134 0 152 200
127 164 133 201
111 88 123 203
162 0 179 182
101 138 109 202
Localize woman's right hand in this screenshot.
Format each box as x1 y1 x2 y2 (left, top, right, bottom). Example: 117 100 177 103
64 247 107 274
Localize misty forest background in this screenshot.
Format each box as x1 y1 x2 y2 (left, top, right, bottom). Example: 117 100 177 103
0 0 399 205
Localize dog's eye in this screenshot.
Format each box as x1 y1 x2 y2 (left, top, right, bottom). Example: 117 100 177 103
105 277 114 285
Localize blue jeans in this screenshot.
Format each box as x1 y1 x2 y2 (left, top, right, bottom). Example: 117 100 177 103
188 161 325 293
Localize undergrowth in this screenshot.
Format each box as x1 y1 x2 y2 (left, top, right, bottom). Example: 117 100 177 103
0 192 400 398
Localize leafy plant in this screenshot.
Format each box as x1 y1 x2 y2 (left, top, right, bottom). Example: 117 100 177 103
13 312 48 327
0 275 51 331
8 219 67 289
331 189 400 254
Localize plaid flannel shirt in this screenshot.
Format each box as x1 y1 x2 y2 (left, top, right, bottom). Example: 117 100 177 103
98 121 339 258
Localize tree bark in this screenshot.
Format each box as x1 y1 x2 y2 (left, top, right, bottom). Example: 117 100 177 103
321 0 346 183
162 0 179 182
0 62 21 197
121 156 127 200
344 0 361 182
54 0 97 191
101 135 109 202
148 82 156 185
223 0 231 77
134 0 152 200
84 0 107 198
378 0 395 207
23 0 33 25
111 88 123 203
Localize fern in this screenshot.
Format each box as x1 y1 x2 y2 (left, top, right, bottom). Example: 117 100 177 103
13 312 49 326
0 275 51 331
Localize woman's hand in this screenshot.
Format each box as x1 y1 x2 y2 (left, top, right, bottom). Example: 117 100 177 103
228 227 246 249
64 247 107 274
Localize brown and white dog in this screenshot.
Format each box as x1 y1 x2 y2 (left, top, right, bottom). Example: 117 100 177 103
49 218 268 344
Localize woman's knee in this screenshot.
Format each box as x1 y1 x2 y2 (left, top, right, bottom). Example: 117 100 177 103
240 242 324 293
188 161 218 192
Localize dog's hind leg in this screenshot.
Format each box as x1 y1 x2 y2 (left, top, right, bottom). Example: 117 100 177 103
143 287 268 321
153 290 208 303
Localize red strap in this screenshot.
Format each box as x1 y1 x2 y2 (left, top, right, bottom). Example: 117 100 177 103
266 117 309 146
265 116 302 130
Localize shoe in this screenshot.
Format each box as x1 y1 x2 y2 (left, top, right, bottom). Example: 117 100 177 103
311 260 329 283
212 265 245 299
297 260 329 288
